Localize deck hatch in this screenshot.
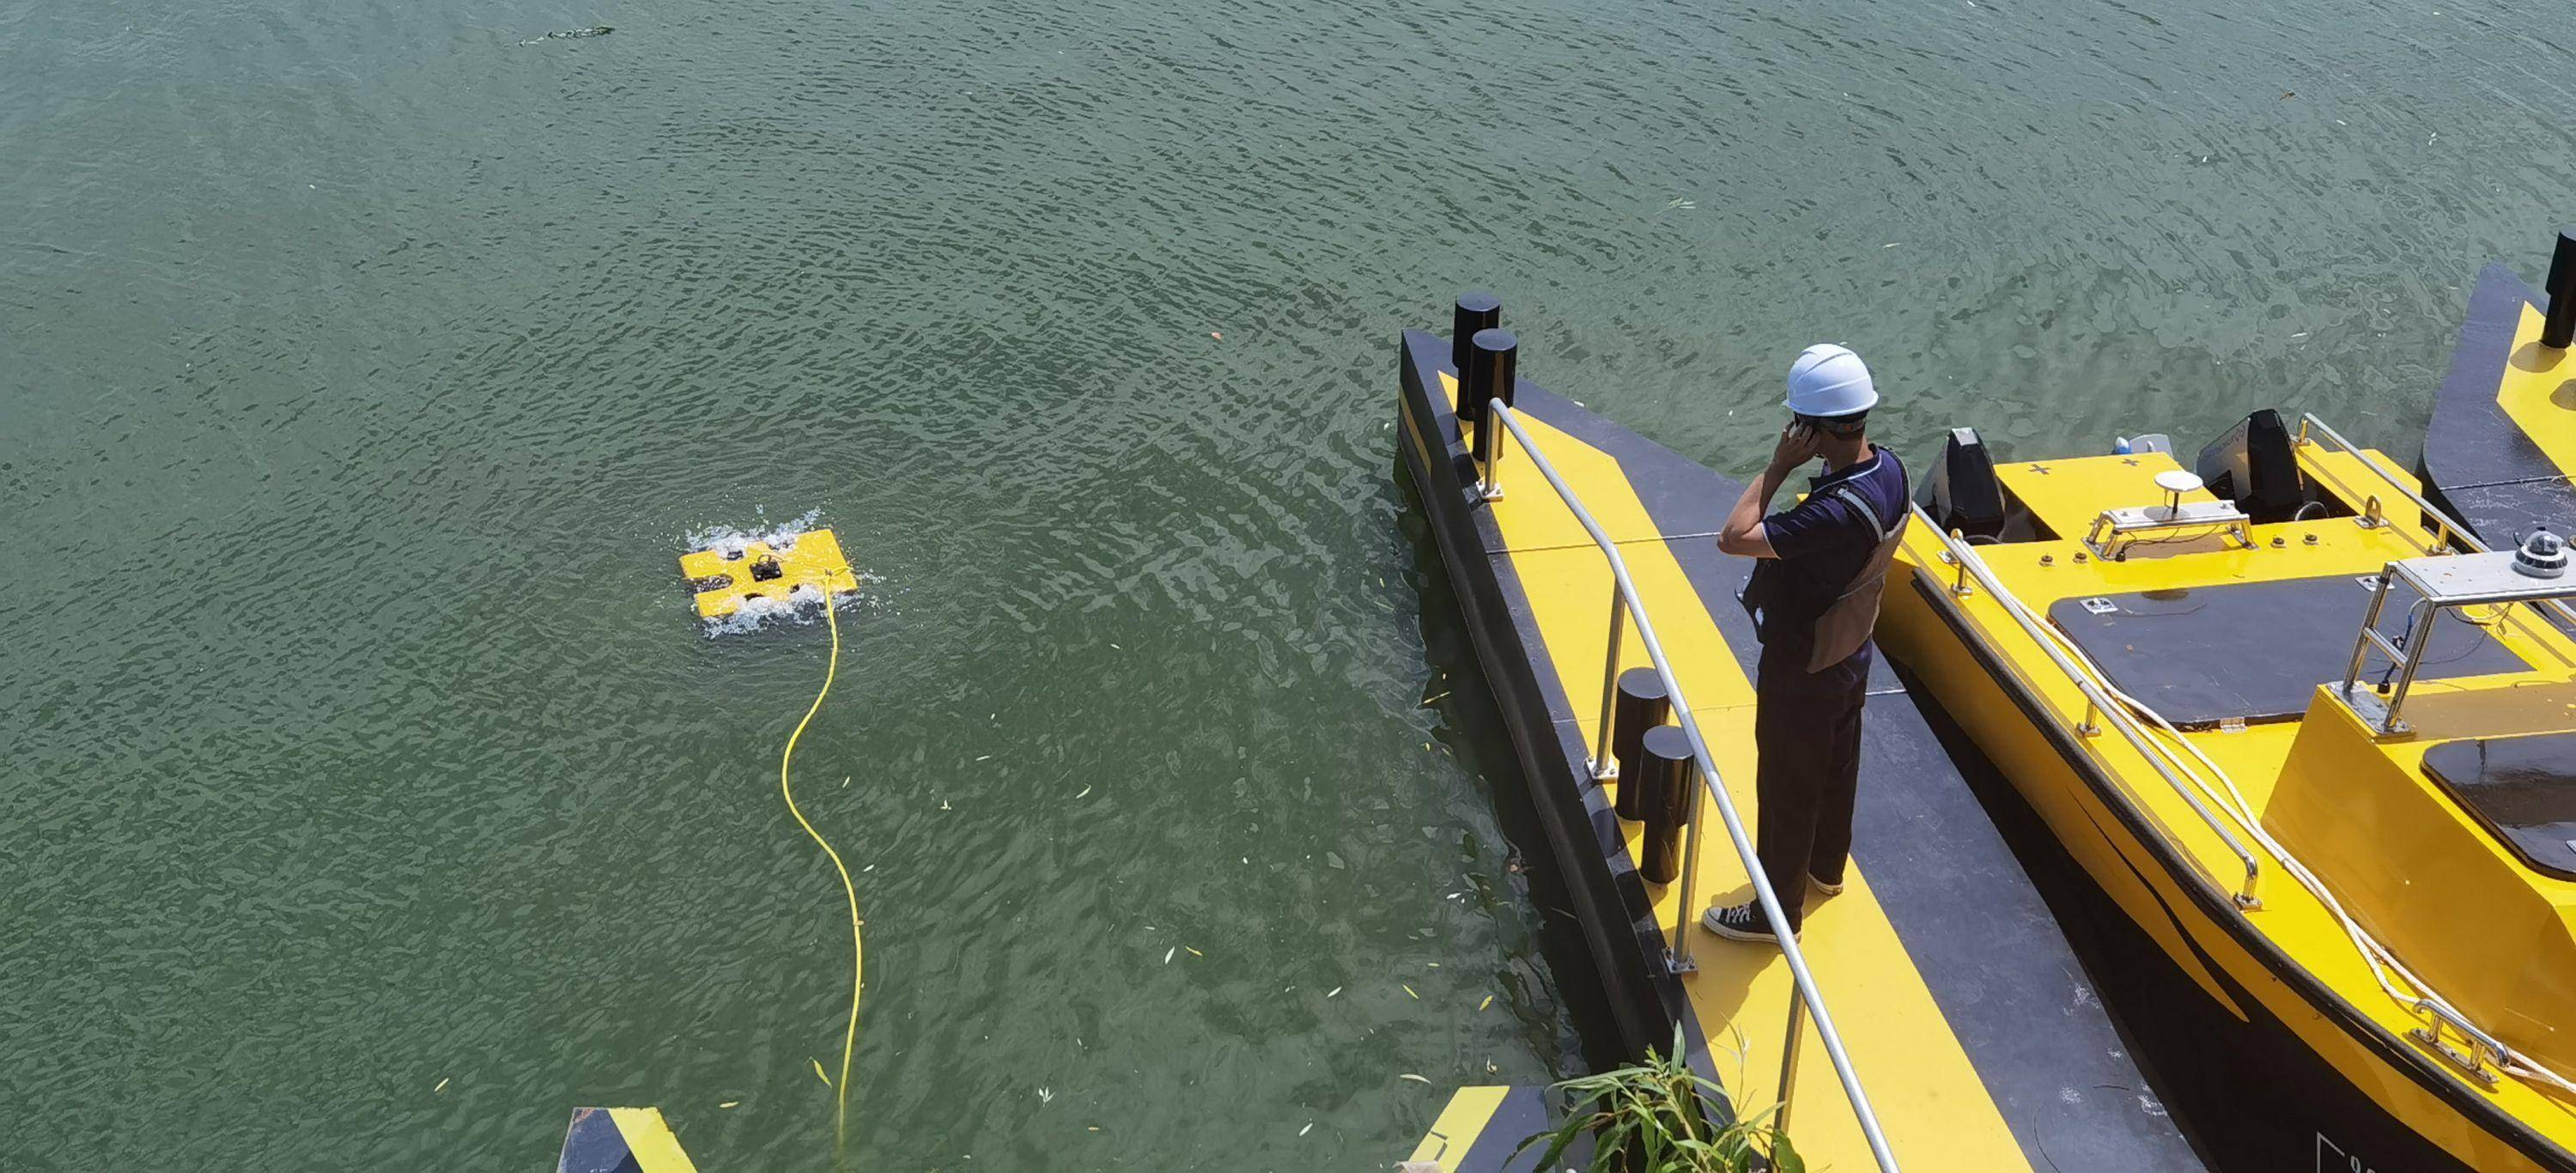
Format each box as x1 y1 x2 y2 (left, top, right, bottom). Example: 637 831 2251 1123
2044 574 2529 729
2421 734 2576 879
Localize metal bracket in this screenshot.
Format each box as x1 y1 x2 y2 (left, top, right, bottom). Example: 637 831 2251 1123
2336 684 2412 738
1664 947 1698 975
2080 597 2117 616
2409 1005 2501 1089
1943 535 1975 596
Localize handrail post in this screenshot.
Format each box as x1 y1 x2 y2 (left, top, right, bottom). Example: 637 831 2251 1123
1777 994 1808 1133
1591 588 1625 780
1668 759 1704 975
1474 404 1506 501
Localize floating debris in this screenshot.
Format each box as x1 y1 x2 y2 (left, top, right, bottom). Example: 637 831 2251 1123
811 1059 830 1085
1399 1073 1431 1085
1185 946 1204 957
1298 1122 1314 1137
1402 984 1419 1000
720 1100 740 1109
1163 946 1176 963
1074 785 1092 799
1327 987 1343 998
1479 994 1495 1012
517 25 612 45
1419 690 1450 707
433 1078 449 1093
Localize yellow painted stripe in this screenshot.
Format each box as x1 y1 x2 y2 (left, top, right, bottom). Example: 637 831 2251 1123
607 1107 701 1173
2494 301 2576 476
1404 1085 1510 1171
1449 379 2029 1170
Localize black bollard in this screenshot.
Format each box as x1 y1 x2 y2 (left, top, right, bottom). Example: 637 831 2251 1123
1473 330 1504 417
2546 228 2576 349
1637 725 1693 884
1611 667 1672 821
1452 291 1502 372
1457 323 1494 430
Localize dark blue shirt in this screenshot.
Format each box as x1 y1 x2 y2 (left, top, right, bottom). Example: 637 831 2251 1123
1751 444 1909 639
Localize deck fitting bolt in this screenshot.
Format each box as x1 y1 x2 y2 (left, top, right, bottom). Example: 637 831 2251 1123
2272 536 2287 547
2038 554 2054 567
2305 533 2320 546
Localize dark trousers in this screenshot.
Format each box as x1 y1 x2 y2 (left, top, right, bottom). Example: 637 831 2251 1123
1751 639 1869 931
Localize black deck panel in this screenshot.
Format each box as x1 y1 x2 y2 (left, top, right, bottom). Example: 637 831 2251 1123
2421 734 2576 879
1398 327 2201 1170
2044 576 2530 729
2420 264 2576 545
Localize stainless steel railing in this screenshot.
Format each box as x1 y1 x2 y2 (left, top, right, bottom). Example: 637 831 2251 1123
1473 401 1900 1172
2293 412 2576 641
1910 509 2266 909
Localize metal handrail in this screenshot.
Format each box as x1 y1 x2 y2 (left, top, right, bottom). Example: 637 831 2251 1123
1477 401 1900 1172
1910 506 2266 909
2296 414 2482 553
2293 412 2576 638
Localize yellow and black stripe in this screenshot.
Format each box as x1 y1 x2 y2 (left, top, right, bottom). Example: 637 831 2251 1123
556 1106 699 1173
2421 261 2576 545
1395 325 2196 1170
1401 1085 1562 1172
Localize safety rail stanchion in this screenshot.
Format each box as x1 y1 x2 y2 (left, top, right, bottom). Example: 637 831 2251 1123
1592 589 1625 780
1486 400 1899 1173
1777 994 1808 1134
1668 758 1704 975
1474 404 1506 501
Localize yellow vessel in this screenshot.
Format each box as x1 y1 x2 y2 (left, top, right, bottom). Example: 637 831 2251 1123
1880 412 2576 1171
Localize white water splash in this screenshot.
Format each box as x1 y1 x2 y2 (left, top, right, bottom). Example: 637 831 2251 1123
686 508 824 561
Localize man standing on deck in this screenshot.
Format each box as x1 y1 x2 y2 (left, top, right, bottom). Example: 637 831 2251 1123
1704 343 1909 945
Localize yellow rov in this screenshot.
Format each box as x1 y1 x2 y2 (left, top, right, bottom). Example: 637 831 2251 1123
679 528 858 619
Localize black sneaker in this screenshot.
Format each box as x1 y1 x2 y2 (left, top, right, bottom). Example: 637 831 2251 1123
1701 901 1799 943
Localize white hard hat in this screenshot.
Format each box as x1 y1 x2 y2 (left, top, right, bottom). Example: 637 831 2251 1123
1784 343 1878 417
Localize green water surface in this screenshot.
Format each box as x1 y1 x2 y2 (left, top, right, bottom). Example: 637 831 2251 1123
8 0 2575 1166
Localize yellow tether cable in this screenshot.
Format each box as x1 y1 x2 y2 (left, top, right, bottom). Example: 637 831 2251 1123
780 590 865 1157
